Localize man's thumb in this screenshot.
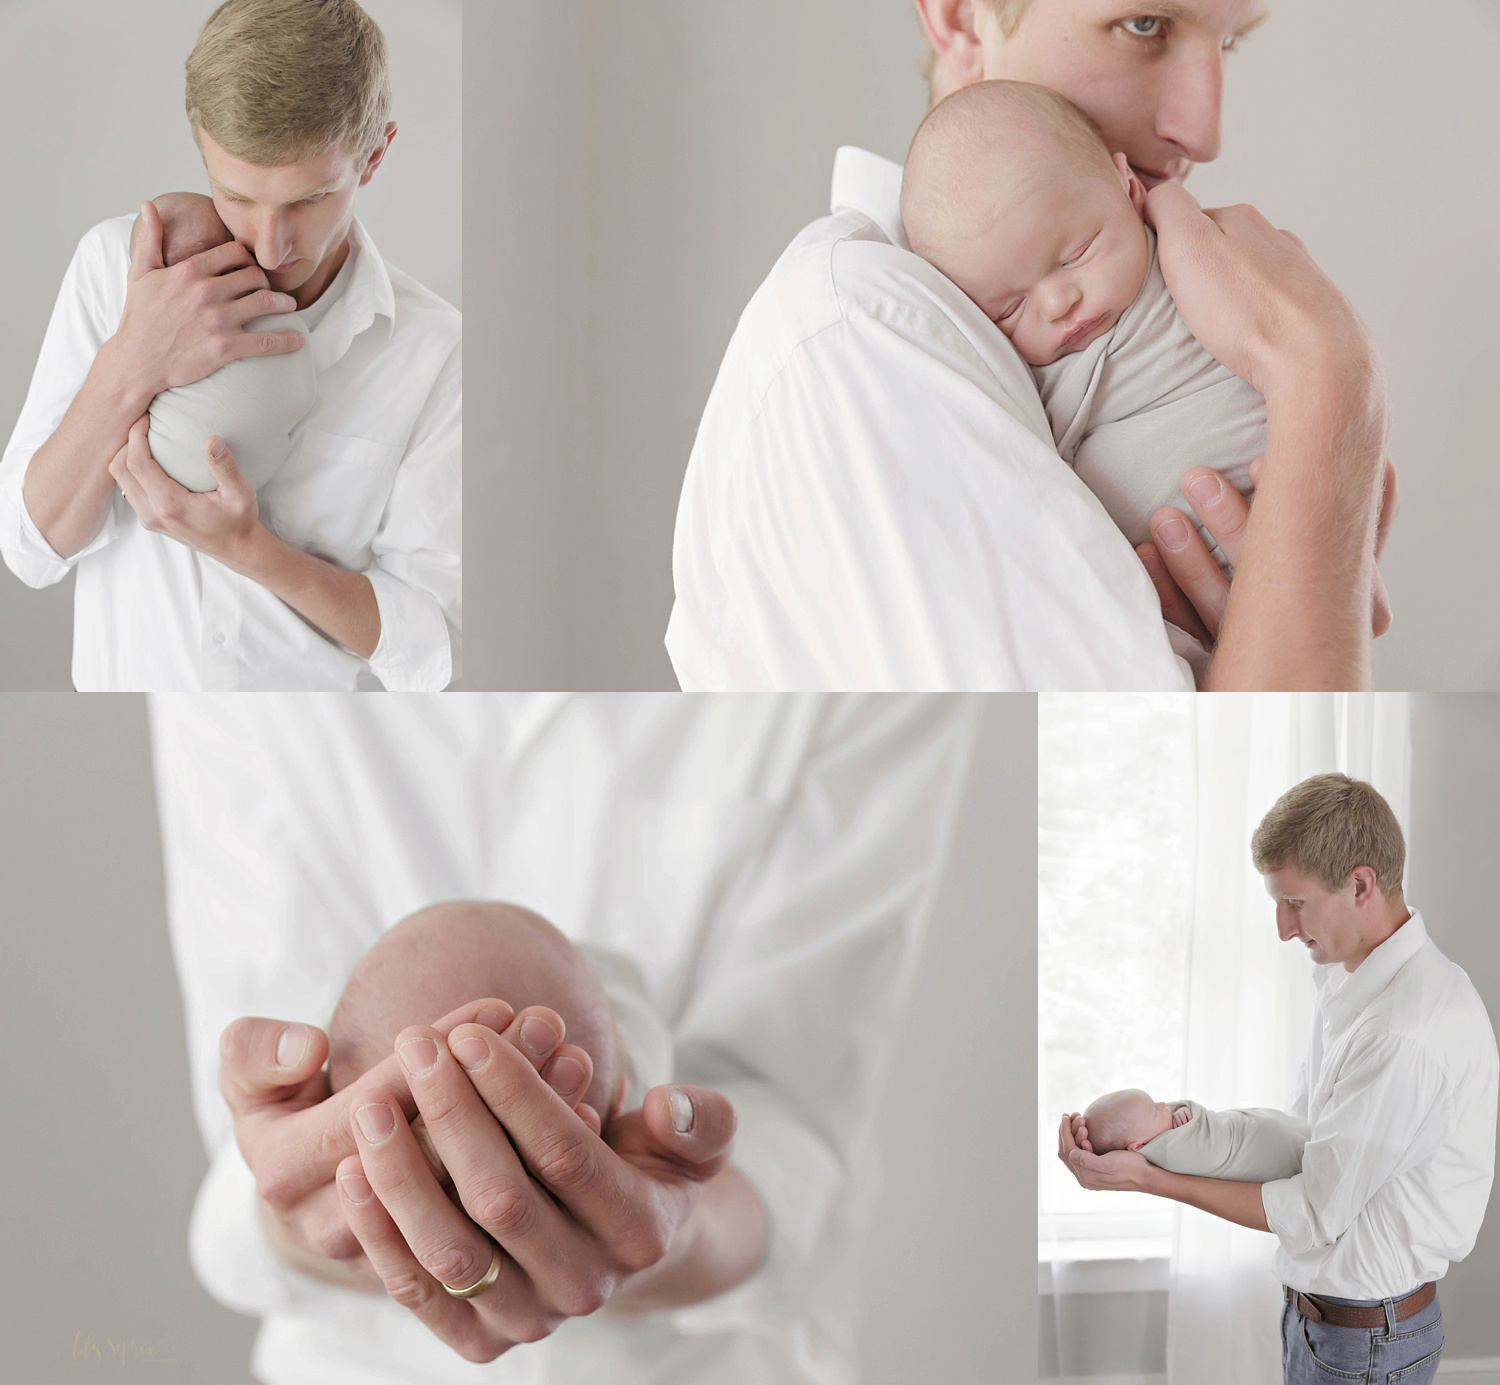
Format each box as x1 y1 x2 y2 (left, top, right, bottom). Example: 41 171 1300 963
131 200 166 280
219 1017 329 1110
204 436 243 483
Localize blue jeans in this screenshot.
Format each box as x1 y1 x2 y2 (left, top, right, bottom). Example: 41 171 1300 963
1281 1287 1443 1384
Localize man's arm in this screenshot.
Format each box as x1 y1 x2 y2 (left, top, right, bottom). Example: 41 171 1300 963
109 424 381 659
1146 188 1390 690
22 204 302 559
1140 1164 1270 1232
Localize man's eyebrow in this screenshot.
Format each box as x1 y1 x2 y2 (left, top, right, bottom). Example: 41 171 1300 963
1136 3 1270 35
210 178 342 203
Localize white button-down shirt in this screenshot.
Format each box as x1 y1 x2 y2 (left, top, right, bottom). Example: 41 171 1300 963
0 215 460 691
667 147 1193 692
1261 909 1499 1298
147 692 979 1385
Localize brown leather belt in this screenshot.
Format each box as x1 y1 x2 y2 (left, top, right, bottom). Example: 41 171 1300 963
1284 1282 1436 1329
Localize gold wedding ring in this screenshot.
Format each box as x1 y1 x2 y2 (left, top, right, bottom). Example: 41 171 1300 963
442 1244 503 1300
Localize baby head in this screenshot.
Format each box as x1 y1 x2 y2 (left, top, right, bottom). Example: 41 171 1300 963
327 901 625 1130
130 191 234 269
902 80 1150 367
1083 1088 1178 1153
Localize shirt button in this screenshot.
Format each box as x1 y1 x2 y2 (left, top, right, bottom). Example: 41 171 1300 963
213 632 226 646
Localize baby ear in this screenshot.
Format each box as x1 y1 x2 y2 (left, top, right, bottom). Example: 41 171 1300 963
1126 1139 1146 1152
1112 152 1148 216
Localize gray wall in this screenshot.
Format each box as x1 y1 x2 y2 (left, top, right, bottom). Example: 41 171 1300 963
0 693 1029 1383
1040 694 1500 1378
470 0 928 689
468 0 1500 691
0 0 460 690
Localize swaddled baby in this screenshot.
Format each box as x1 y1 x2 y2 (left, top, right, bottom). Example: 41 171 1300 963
901 80 1264 568
1083 1086 1307 1181
327 901 673 1182
134 192 315 492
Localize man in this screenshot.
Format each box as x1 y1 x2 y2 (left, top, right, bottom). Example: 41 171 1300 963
668 0 1394 690
1060 773 1499 1384
149 693 979 1382
0 0 459 690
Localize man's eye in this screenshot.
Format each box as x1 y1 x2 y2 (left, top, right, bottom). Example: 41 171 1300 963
1120 16 1167 40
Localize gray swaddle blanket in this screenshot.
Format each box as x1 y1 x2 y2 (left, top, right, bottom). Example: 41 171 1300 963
1031 226 1265 567
148 311 316 493
1141 1099 1307 1181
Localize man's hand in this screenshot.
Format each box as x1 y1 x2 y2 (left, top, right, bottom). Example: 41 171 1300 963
1056 1112 1150 1193
1146 184 1384 415
219 1000 598 1278
335 1019 746 1362
109 419 262 563
116 200 304 397
1138 457 1398 658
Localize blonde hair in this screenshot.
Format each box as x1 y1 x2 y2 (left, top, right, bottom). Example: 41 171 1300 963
921 0 1035 96
1251 773 1406 897
185 0 391 167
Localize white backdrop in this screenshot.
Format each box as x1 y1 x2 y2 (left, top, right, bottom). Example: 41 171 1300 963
0 0 460 689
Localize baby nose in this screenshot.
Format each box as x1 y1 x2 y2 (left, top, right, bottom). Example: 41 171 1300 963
1040 278 1083 322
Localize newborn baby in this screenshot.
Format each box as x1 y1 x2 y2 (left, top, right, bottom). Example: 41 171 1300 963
136 192 315 492
1083 1087 1307 1182
901 80 1264 568
327 901 673 1184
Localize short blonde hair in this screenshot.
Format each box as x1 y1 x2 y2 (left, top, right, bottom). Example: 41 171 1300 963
185 0 391 167
1251 773 1406 897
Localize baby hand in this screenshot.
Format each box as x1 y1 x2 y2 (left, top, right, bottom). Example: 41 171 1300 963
1171 1105 1192 1128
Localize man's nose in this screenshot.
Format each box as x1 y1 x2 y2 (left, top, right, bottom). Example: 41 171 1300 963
1275 907 1300 942
253 215 295 270
1155 45 1225 166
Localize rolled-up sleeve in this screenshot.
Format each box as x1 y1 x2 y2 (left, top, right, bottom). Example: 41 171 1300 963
1261 1032 1442 1256
0 224 127 586
665 695 982 1340
364 338 461 691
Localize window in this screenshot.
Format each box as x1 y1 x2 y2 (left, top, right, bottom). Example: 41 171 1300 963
1038 694 1196 1255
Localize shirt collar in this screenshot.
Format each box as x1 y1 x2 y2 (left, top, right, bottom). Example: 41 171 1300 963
309 217 396 370
829 145 908 251
1324 907 1430 1018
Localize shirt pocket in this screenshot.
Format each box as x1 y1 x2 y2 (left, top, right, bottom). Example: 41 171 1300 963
265 427 405 565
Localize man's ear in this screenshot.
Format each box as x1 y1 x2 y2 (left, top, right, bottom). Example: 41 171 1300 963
359 121 399 188
913 0 990 98
1350 865 1379 906
1113 152 1148 215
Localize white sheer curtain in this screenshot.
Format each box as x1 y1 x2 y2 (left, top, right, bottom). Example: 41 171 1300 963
1166 693 1411 1385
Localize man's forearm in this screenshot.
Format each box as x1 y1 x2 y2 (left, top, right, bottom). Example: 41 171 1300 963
606 1166 769 1315
221 525 382 659
22 338 156 558
1207 363 1387 691
1140 1163 1271 1233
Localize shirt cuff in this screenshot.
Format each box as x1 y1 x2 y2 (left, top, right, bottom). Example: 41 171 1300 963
0 452 116 587
1261 1173 1322 1257
663 1080 843 1338
363 566 454 691
189 1137 356 1320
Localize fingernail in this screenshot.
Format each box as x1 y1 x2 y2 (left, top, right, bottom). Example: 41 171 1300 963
668 1087 695 1134
1156 516 1191 551
546 1056 585 1096
519 1015 559 1056
339 1171 373 1205
450 1034 490 1071
355 1103 395 1144
1186 473 1222 506
398 1037 440 1077
275 1023 309 1069
475 1005 510 1033
209 437 226 457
